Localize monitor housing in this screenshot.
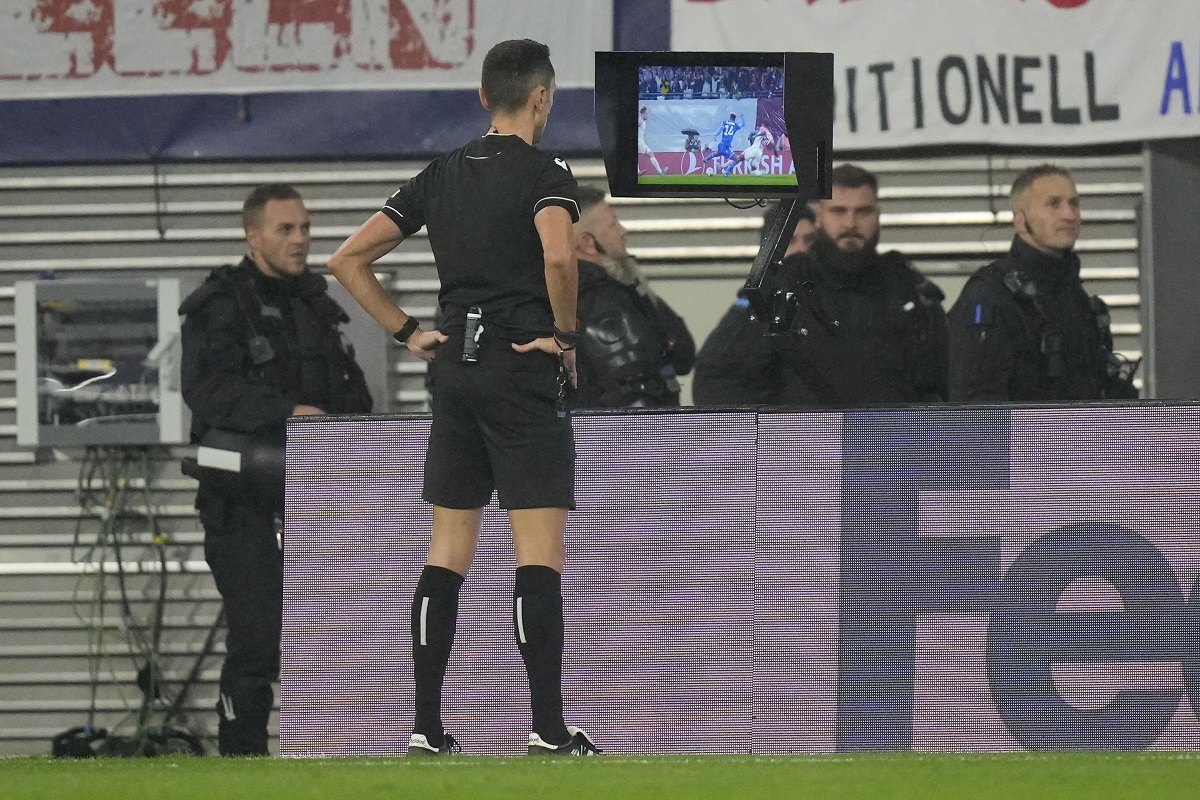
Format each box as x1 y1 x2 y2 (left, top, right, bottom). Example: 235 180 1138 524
595 51 834 201
596 50 835 328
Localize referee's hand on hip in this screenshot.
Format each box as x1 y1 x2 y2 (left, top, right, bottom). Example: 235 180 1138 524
513 337 578 388
407 329 450 363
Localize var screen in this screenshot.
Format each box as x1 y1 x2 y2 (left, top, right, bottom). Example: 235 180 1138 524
281 406 1200 756
595 51 833 200
636 65 795 187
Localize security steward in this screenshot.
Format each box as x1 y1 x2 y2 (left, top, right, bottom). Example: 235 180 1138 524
948 163 1137 402
573 185 695 408
696 164 948 407
692 202 817 405
179 184 372 756
326 40 597 756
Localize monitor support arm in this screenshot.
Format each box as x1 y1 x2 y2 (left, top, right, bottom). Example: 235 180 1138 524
740 198 802 336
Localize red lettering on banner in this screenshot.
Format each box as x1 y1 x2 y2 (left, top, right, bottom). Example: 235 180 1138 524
226 0 473 73
0 0 472 81
390 0 474 69
112 1 231 77
232 0 347 73
0 1 112 79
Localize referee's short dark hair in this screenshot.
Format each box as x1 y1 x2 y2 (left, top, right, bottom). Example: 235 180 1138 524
576 185 608 216
243 184 303 229
481 39 555 116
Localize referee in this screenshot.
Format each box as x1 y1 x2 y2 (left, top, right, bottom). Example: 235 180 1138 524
328 39 596 756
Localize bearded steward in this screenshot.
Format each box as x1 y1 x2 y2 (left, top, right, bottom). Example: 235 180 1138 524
773 163 949 406
571 185 695 407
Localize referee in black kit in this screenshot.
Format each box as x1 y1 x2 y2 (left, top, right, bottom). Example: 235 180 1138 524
327 39 597 756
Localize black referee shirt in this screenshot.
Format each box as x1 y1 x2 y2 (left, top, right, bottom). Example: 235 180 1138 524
382 133 580 342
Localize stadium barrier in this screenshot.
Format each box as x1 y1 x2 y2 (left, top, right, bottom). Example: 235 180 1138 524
280 405 1200 756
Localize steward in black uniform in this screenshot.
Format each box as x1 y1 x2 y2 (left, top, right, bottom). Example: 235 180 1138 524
570 185 695 408
777 238 948 405
574 258 695 407
948 235 1133 402
694 240 948 406
181 258 372 447
692 292 786 405
180 186 371 756
693 203 817 406
696 164 947 408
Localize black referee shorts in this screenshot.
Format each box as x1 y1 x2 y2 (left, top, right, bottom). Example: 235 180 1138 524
423 335 575 511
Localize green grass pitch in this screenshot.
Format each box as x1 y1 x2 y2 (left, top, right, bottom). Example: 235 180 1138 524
4 752 1200 800
638 173 796 187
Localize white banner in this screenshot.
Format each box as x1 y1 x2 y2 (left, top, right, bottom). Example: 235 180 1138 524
673 0 1200 148
0 0 611 100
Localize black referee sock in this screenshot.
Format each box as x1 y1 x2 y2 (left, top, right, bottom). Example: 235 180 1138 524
513 565 571 745
411 565 464 746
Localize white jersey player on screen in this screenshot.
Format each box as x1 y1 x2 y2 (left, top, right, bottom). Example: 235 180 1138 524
638 106 668 176
744 127 773 175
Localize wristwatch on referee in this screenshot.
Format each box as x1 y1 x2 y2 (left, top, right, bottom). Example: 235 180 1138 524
392 317 420 345
553 323 579 352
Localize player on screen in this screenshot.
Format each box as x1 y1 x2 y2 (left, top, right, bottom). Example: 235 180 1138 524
638 106 668 176
702 113 745 168
723 127 773 177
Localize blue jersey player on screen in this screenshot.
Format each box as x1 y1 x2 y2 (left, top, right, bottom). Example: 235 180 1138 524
703 113 745 167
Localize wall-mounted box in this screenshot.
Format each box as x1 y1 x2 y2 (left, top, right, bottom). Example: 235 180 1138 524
16 279 188 447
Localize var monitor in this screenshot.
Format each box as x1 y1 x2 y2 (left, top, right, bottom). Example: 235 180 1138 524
595 51 834 200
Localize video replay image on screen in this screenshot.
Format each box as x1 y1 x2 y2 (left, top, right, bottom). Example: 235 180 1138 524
595 51 832 200
636 65 794 187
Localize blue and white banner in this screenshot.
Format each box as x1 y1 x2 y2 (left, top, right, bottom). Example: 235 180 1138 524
674 0 1200 148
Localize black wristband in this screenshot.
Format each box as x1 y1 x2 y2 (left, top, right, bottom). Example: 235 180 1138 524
553 324 579 350
392 317 420 344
